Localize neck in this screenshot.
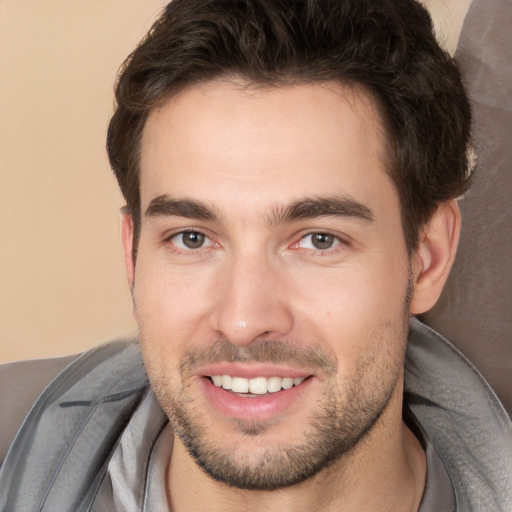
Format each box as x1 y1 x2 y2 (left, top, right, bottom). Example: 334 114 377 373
167 390 426 512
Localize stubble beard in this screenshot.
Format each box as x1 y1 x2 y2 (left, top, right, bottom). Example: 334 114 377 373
159 370 399 491
144 327 408 490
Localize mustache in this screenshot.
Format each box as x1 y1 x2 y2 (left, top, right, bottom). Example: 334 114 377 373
179 338 338 376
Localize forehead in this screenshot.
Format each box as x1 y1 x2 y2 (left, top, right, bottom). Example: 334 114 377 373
139 80 395 217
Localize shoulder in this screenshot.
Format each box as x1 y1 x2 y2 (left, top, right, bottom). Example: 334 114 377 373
1 340 146 466
0 341 149 509
405 318 512 510
0 354 79 464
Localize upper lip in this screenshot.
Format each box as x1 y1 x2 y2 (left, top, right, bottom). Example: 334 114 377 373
195 362 312 380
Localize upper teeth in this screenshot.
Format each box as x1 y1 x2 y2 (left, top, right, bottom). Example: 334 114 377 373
210 375 305 395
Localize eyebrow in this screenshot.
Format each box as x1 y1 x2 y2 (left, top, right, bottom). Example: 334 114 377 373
145 195 218 221
144 194 374 224
269 196 374 225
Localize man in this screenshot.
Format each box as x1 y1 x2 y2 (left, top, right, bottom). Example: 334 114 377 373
1 0 511 510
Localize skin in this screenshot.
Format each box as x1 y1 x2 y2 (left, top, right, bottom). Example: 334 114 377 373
121 80 461 511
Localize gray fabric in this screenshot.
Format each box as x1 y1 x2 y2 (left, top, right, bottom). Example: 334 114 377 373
0 353 78 464
91 390 172 511
143 424 173 511
406 318 512 511
0 341 149 512
91 388 168 512
421 0 512 415
419 437 456 512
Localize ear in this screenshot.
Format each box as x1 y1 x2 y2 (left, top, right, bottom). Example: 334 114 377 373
120 210 135 288
410 199 461 315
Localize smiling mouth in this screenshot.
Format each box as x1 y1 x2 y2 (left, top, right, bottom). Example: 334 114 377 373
209 375 308 395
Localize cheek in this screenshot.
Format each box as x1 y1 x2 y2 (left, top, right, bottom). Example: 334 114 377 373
292 261 410 364
295 262 409 324
134 255 213 332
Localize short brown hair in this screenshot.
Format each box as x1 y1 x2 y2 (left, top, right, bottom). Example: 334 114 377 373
107 0 471 257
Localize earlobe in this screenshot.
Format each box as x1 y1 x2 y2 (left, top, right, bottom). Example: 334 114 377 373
410 199 461 315
120 210 135 287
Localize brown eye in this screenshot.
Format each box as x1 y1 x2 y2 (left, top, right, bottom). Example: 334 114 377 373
172 231 207 249
182 231 205 248
311 233 335 250
298 232 340 251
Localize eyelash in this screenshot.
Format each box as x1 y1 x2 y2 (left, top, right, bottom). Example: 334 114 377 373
163 230 216 254
292 232 347 254
163 229 347 256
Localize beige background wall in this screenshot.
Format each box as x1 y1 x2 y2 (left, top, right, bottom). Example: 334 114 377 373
0 1 167 362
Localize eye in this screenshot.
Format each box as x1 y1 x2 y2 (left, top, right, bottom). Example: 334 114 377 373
298 232 341 251
170 231 212 250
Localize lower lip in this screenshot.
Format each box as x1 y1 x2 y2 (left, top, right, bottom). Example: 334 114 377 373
200 377 313 422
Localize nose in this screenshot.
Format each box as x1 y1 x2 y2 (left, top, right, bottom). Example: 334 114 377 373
209 252 294 346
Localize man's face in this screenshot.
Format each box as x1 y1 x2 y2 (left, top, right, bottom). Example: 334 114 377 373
129 80 413 489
